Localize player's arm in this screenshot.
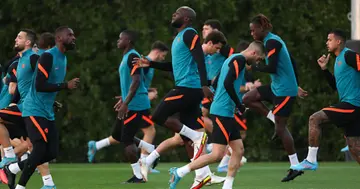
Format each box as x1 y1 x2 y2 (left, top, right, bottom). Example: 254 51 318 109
219 45 234 58
224 56 246 112
8 61 18 95
290 54 300 85
149 61 173 71
183 29 208 87
11 87 20 103
322 69 336 90
30 54 40 71
35 53 68 92
123 53 141 105
251 39 280 73
345 50 360 72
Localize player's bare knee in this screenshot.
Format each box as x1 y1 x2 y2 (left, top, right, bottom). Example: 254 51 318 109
309 111 327 126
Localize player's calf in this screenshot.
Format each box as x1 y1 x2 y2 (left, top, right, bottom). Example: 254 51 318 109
346 137 360 163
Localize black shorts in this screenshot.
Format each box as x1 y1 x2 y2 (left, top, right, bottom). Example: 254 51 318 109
201 97 212 110
0 105 27 139
210 114 241 145
151 87 204 130
257 85 296 117
111 109 153 143
234 112 247 131
322 102 360 137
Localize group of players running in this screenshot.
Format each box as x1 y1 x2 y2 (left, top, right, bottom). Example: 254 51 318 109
0 5 359 189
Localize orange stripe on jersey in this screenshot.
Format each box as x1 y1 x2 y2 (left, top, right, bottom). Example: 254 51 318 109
201 98 210 104
124 113 137 125
272 96 290 115
0 110 22 116
12 69 17 77
322 107 355 113
233 60 239 79
234 114 247 130
164 95 183 101
30 116 47 142
142 115 154 126
228 47 234 57
197 118 205 128
190 35 199 50
130 65 139 75
38 63 48 78
215 117 229 143
267 48 276 58
356 54 360 71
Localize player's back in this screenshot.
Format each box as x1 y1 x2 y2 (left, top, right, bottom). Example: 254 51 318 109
16 49 39 105
143 56 155 89
22 46 67 120
171 27 200 89
334 48 360 106
264 32 298 96
210 53 245 117
119 49 150 111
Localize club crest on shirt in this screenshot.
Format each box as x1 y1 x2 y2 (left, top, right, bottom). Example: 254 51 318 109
22 64 25 68
337 61 342 66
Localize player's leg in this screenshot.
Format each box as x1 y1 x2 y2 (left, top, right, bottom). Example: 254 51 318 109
87 119 122 163
217 147 231 172
0 106 26 167
242 85 275 122
343 114 360 163
37 162 56 189
346 137 360 163
223 138 244 189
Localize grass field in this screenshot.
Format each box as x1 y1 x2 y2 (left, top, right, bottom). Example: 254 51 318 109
12 162 359 189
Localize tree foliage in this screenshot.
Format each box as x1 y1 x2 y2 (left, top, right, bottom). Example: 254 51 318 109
0 0 351 162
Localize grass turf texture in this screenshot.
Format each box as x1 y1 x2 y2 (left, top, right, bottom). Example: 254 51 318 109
12 162 359 189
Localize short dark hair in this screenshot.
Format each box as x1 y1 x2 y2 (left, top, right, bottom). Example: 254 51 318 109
20 29 37 46
122 30 137 45
251 14 273 31
204 30 227 45
151 41 169 52
236 40 250 52
38 32 55 49
55 26 70 37
204 19 222 31
328 29 347 42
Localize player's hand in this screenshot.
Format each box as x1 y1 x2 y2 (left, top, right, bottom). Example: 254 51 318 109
148 88 158 101
113 96 123 110
117 104 128 120
253 79 262 88
245 82 254 91
297 86 308 99
67 78 80 89
53 101 63 112
132 55 150 68
317 54 330 70
202 86 214 101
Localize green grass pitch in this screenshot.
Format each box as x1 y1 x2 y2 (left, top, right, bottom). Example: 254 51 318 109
19 162 359 189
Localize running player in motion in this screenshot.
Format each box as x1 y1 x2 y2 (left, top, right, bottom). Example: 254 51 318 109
86 41 169 174
134 6 212 182
169 41 265 189
0 26 79 189
292 29 360 170
243 14 307 182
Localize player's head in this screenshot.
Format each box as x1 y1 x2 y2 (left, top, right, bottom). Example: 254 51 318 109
150 41 169 62
55 26 76 51
327 29 346 53
243 41 265 64
14 29 36 52
171 6 196 28
250 14 273 41
117 30 137 49
202 31 227 55
202 19 222 39
38 32 56 50
236 40 250 52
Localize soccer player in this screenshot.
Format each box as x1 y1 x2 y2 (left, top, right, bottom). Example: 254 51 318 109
242 14 307 182
169 41 265 189
133 6 212 180
0 29 39 169
292 29 360 170
0 56 20 109
0 26 79 189
135 30 227 186
86 41 169 174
